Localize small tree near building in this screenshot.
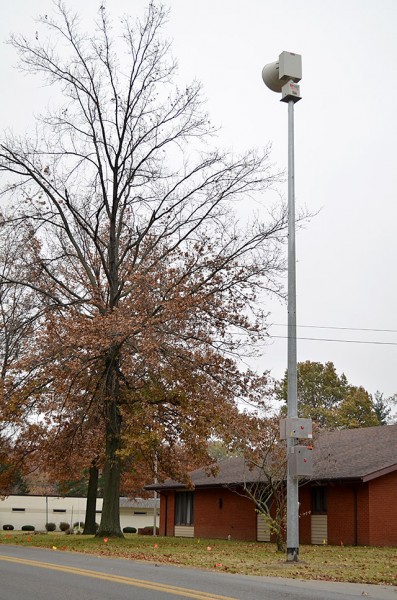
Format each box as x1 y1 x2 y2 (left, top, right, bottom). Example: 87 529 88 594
229 415 288 552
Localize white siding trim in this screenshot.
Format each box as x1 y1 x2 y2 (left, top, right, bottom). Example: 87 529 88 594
311 514 328 544
174 525 194 538
257 513 271 542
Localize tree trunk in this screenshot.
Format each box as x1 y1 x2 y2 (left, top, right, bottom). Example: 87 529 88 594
276 530 285 552
97 357 123 537
275 504 286 552
83 460 98 535
97 412 123 536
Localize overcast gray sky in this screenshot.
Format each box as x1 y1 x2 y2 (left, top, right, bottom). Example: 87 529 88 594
1 0 397 398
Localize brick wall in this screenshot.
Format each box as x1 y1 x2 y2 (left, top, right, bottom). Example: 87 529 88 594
158 491 175 537
299 482 370 546
159 487 257 540
368 471 397 546
194 488 257 541
300 483 369 546
327 485 356 545
357 483 369 545
325 475 396 547
158 472 397 546
298 485 312 544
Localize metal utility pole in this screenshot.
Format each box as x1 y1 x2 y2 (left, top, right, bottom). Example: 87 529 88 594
262 52 312 563
285 90 299 562
153 453 158 536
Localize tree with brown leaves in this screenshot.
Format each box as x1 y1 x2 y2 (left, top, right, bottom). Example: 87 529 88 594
0 2 288 536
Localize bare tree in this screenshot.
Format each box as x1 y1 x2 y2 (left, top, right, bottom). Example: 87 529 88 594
241 416 287 552
0 217 44 494
223 415 287 551
0 215 42 383
0 2 288 536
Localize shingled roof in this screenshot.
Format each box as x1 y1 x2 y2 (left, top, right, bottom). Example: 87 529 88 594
312 423 397 481
148 424 397 490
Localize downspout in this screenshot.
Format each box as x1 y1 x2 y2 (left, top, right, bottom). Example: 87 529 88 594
159 492 168 537
353 488 358 546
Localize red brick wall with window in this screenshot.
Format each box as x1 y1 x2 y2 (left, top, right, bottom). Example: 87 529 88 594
158 471 397 545
299 482 370 546
159 487 257 540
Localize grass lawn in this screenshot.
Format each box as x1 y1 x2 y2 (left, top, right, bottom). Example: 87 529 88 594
0 532 396 586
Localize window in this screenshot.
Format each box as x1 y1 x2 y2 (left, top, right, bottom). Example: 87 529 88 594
312 486 327 514
175 492 194 526
133 511 147 515
12 508 26 512
53 509 66 513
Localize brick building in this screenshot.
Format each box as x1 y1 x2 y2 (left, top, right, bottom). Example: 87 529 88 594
148 424 397 546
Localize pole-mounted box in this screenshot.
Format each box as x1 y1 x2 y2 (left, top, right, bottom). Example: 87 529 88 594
280 417 313 440
288 445 313 478
278 51 302 83
281 81 302 103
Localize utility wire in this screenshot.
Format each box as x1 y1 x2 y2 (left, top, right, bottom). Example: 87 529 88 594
271 324 397 334
270 335 397 346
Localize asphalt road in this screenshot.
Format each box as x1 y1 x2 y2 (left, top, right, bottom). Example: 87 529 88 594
0 545 396 600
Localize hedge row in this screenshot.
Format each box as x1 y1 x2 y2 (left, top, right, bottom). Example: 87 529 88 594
3 523 140 533
2 524 37 531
